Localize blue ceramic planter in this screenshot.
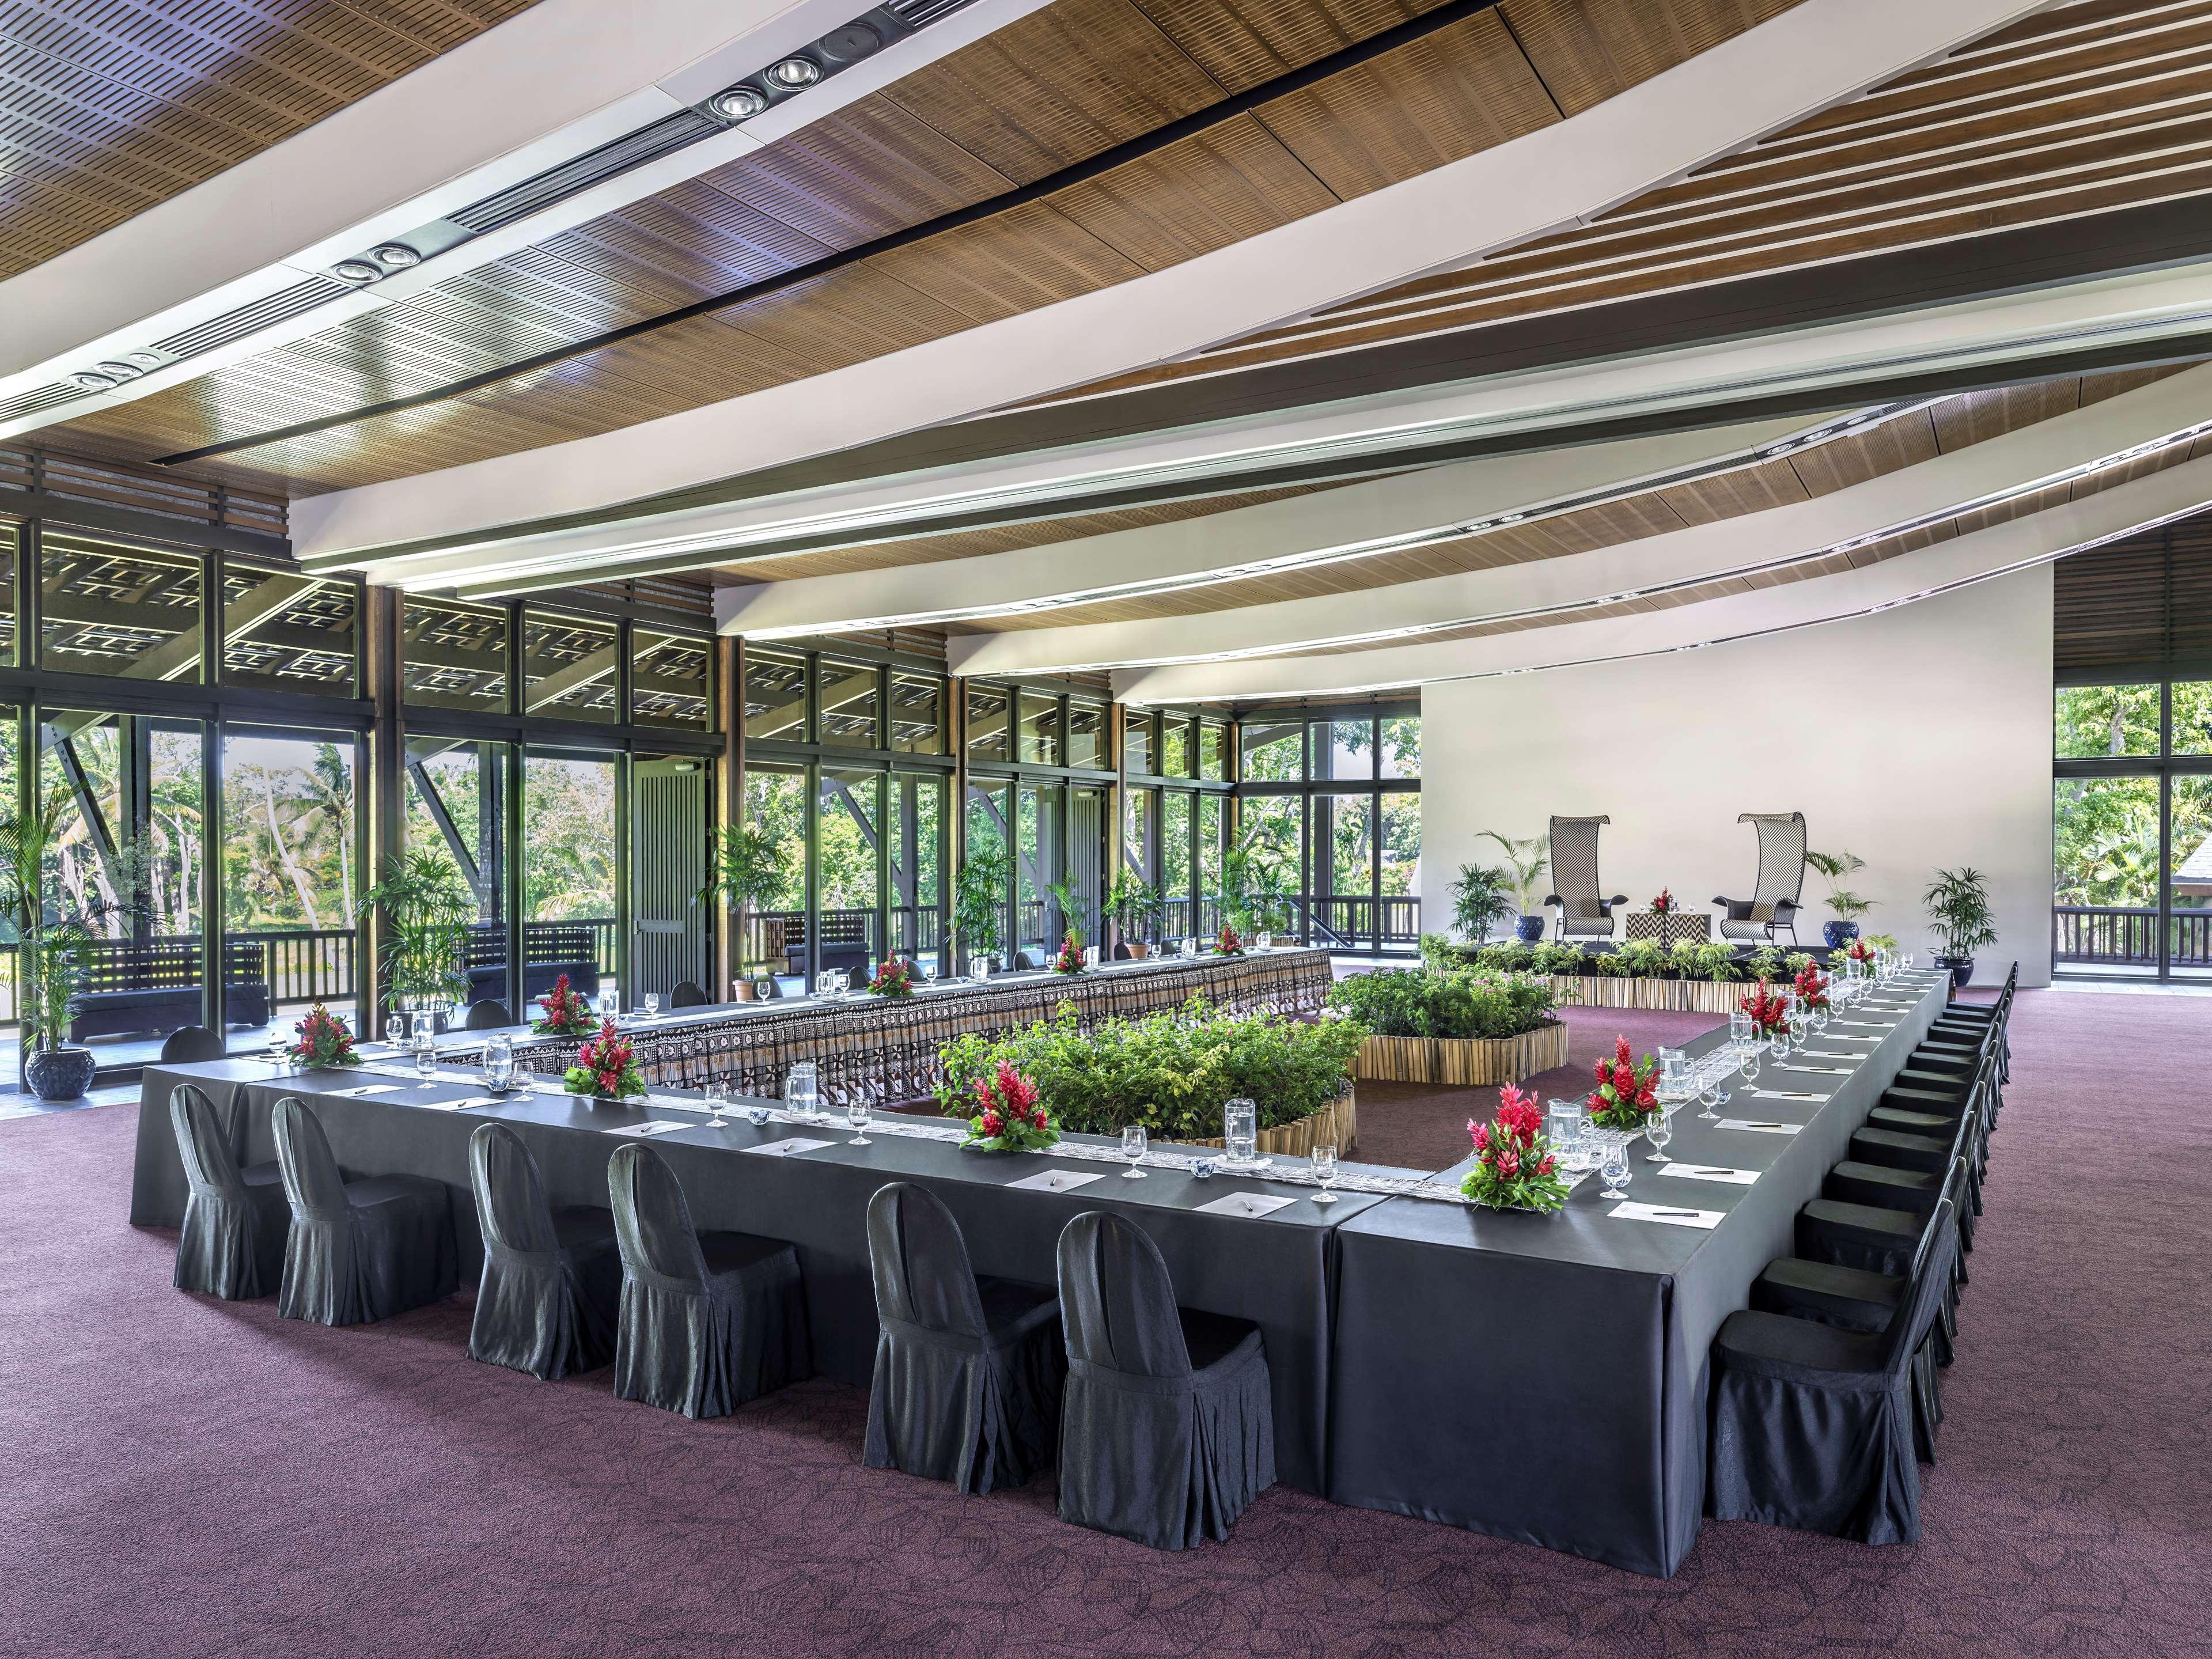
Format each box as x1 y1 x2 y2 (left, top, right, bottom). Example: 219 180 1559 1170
26 1044 96 1101
1515 914 1546 942
1823 921 1861 949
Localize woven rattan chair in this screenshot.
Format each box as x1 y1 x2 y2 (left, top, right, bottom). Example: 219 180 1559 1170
1543 815 1626 941
1714 813 1808 945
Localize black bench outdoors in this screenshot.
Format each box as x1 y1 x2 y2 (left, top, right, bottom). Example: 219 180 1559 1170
69 939 272 1043
461 923 601 1012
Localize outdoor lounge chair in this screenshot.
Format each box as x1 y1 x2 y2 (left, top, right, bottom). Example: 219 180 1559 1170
1714 812 1808 946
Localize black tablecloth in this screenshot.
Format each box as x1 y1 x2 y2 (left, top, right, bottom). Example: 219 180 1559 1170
129 1062 1386 1494
1325 978 1946 1575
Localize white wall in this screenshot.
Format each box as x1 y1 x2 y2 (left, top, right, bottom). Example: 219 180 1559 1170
1419 563 2055 985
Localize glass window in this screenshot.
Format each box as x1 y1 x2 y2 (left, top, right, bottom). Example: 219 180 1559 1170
741 762 808 980
1200 721 1228 781
224 728 359 1051
523 749 619 1007
744 647 808 744
1380 715 1421 779
1241 795 1303 935
819 659 881 749
1161 718 1191 778
522 609 619 723
1066 700 1105 769
888 772 945 967
964 777 1013 961
40 531 204 682
221 566 356 697
632 753 711 1004
404 596 509 713
1380 791 1422 898
406 736 506 1013
1123 784 1156 882
1162 791 1193 921
2174 681 2212 756
632 628 713 731
1018 782 1062 953
1312 718 1374 781
1123 710 1151 775
1018 691 1061 766
1199 795 1225 930
1241 718 1303 782
889 672 944 755
0 522 15 665
967 683 1010 763
2054 683 2158 758
819 767 882 965
2171 775 2212 978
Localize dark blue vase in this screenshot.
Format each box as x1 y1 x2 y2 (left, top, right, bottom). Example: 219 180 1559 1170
1823 921 1860 949
26 1044 96 1102
1515 914 1545 942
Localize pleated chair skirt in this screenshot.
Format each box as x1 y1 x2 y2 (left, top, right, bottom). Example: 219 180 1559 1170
1706 1369 1922 1546
174 1187 288 1301
863 1316 1065 1494
614 1255 810 1420
470 1244 621 1381
278 1198 459 1327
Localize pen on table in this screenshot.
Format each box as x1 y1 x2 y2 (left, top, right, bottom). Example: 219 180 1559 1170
1689 1168 1735 1177
1653 1210 1699 1219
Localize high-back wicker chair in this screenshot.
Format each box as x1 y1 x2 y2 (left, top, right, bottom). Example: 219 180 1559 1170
1713 812 1808 945
1544 816 1626 941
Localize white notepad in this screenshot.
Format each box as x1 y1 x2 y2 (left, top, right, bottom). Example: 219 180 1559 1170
329 1084 402 1097
743 1136 832 1157
1658 1164 1759 1185
1005 1169 1109 1194
1741 1088 1828 1101
604 1120 686 1138
1194 1192 1298 1219
1717 1118 1802 1135
1609 1201 1724 1230
1777 1064 1855 1077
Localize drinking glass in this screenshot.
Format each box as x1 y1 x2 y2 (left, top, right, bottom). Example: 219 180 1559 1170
1698 1077 1722 1122
922 962 938 986
1599 1139 1632 1200
1120 1124 1148 1179
785 1061 820 1121
835 971 851 998
1084 945 1101 969
846 1096 872 1145
644 993 660 1019
1223 1097 1260 1167
1310 1143 1339 1205
1257 931 1274 952
385 1011 405 1050
1709 1088 1732 1123
1547 1099 1585 1169
266 1026 289 1069
411 1009 434 1051
1740 1043 1762 1088
704 1080 729 1123
415 1041 438 1086
484 1034 514 1091
1646 1098 1677 1161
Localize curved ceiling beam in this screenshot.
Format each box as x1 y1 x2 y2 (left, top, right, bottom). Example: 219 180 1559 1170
712 414 1830 637
1109 447 2212 705
0 0 1052 437
293 0 2047 567
952 360 2212 674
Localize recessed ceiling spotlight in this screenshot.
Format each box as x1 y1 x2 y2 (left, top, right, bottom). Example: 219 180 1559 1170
709 83 767 119
331 259 382 285
71 369 116 391
372 243 421 268
1498 512 1525 524
125 350 164 369
767 55 821 88
96 360 142 380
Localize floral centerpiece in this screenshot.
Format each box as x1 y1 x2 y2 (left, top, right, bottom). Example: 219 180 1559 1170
1215 923 1245 957
1843 937 1876 974
1650 887 1676 914
1461 1082 1571 1213
286 1002 358 1069
1051 930 1087 975
961 1059 1059 1153
564 1018 643 1101
868 955 918 998
534 972 596 1036
1586 1035 1660 1131
1793 960 1831 1014
1740 979 1790 1037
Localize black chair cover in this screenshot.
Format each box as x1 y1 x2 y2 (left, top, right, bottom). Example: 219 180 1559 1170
1707 1199 1959 1545
863 1183 1064 1493
467 1122 620 1380
169 1082 289 1300
464 1000 514 1031
607 1143 810 1419
160 1026 227 1065
1054 1211 1275 1550
671 980 709 1009
271 1096 459 1326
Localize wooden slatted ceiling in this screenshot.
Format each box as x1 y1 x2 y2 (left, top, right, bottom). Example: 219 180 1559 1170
2054 503 2212 673
944 362 2204 632
43 0 1798 497
0 0 540 282
1050 0 2212 404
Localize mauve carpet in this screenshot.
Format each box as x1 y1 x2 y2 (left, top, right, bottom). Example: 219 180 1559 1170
3 993 2208 1658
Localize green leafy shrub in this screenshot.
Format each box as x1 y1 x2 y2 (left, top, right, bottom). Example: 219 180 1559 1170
1614 938 1668 978
1325 967 1556 1040
935 997 1364 1139
1531 941 1587 977
1593 949 1637 978
1745 945 1787 984
1673 940 1741 983
1419 931 1478 971
1324 969 1435 1037
1473 941 1536 973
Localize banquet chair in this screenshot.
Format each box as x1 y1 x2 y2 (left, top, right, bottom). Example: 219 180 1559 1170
607 1143 809 1419
467 1123 621 1381
160 1025 227 1065
1830 1063 1986 1251
670 980 710 1009
1015 948 1051 971
270 1097 459 1326
464 1000 513 1031
1054 1211 1275 1550
863 1183 1065 1494
1707 1198 1957 1544
1543 815 1627 941
170 1082 290 1300
1711 812 1807 946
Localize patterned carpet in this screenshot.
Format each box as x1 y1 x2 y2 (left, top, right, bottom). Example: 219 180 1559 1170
2 991 2206 1658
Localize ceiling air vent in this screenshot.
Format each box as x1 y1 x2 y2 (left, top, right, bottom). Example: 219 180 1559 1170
884 0 979 25
153 276 356 359
450 111 724 235
0 384 83 424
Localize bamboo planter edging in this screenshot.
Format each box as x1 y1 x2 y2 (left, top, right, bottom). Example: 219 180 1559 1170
1352 1020 1571 1086
1353 1035 1434 1083
1544 975 1753 1016
1170 1087 1358 1158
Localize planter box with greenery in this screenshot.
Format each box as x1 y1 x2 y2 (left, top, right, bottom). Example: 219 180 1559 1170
1423 935 1821 1017
935 998 1364 1153
1924 866 1998 988
1325 965 1566 1086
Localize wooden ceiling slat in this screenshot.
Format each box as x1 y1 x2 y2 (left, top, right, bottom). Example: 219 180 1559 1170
1495 0 1805 117
1130 0 1445 92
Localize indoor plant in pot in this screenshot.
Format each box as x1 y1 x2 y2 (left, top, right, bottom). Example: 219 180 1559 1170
1103 870 1160 960
1478 831 1550 942
952 843 1010 975
1448 861 1516 947
1222 819 1297 939
358 850 472 1033
1923 866 1998 988
1806 849 1875 949
697 820 790 1000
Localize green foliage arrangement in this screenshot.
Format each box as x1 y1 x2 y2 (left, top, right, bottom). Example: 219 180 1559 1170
1222 820 1297 933
698 821 792 972
1531 941 1588 977
1805 849 1874 923
0 796 152 1054
1325 965 1556 1041
951 843 1011 962
1671 940 1741 983
1476 831 1549 915
1471 940 1538 974
359 849 473 1015
1613 938 1668 978
1448 862 1516 945
1924 866 1999 958
935 997 1363 1141
1103 870 1160 947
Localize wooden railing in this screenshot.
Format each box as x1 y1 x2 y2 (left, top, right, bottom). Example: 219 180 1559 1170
2055 904 2212 967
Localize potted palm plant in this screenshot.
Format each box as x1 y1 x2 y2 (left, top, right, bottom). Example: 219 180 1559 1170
1448 862 1516 946
1806 849 1875 948
1477 832 1550 941
1222 821 1296 937
697 821 789 999
358 850 472 1032
1103 870 1160 959
1923 866 1998 988
952 844 1010 974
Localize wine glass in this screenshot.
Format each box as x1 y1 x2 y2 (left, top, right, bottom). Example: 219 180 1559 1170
785 1061 819 1122
1740 1043 1762 1091
1310 1143 1339 1204
1120 1124 1148 1179
922 961 938 986
415 1039 438 1087
704 1080 729 1124
846 1094 872 1146
1645 1105 1673 1162
644 993 660 1019
385 1011 405 1050
1599 1139 1632 1201
1709 1088 1732 1124
1698 1075 1722 1122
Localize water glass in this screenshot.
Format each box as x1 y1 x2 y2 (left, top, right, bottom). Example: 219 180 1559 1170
785 1061 820 1121
1223 1097 1260 1167
1311 1143 1339 1205
1698 1078 1721 1121
385 1011 406 1049
1547 1099 1585 1168
970 955 991 981
1740 1043 1762 1086
846 1095 872 1145
1120 1124 1148 1179
484 1034 514 1091
704 1080 729 1123
1599 1139 1631 1200
1645 1105 1673 1162
411 1009 434 1051
1256 931 1274 952
266 1027 289 1069
415 1041 438 1086
922 961 938 985
644 993 660 1018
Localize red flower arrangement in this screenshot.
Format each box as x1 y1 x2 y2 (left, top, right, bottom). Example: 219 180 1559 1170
563 1018 644 1101
1650 888 1676 915
1586 1035 1660 1131
1461 1082 1571 1213
1216 923 1245 957
533 973 596 1036
1793 960 1831 1014
868 956 917 998
961 1059 1059 1153
1051 930 1087 975
1740 979 1790 1037
286 1002 358 1069
1843 937 1876 972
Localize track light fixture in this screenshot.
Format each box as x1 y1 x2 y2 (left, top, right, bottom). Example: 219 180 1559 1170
372 243 422 268
767 55 821 88
331 259 383 285
70 370 115 391
709 84 767 120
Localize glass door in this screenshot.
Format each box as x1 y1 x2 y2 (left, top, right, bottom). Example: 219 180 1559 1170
1017 781 1062 963
888 771 945 972
632 754 711 1007
524 747 620 1010
1313 792 1377 952
818 764 882 976
405 737 510 1018
964 777 1014 967
743 762 807 988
